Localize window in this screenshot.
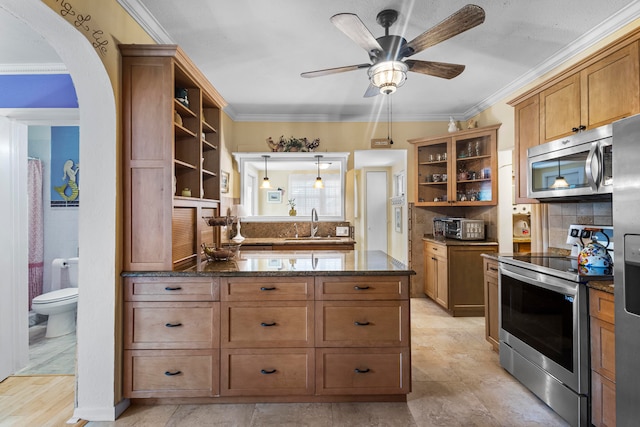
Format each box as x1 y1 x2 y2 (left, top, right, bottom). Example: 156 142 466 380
289 173 341 216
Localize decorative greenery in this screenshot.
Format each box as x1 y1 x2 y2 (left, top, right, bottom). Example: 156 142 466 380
288 198 296 209
266 136 320 152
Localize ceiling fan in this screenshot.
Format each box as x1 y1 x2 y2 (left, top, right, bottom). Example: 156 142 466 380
301 4 485 96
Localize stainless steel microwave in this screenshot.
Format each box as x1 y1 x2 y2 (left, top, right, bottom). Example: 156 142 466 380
527 124 612 200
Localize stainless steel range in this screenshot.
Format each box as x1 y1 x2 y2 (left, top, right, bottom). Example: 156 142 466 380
498 227 613 427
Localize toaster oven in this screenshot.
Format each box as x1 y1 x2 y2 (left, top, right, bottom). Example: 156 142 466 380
434 218 485 240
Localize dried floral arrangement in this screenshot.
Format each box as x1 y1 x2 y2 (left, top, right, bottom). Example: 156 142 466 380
266 136 320 152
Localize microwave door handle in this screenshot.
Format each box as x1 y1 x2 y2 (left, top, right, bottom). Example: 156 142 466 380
585 141 600 190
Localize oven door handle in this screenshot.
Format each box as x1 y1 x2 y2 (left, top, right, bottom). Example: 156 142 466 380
499 265 577 296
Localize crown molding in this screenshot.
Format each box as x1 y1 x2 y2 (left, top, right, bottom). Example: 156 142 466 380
117 0 174 43
0 63 67 74
0 108 79 124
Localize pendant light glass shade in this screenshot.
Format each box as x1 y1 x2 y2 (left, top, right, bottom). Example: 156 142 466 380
550 160 569 189
261 155 272 189
314 155 324 189
368 61 408 95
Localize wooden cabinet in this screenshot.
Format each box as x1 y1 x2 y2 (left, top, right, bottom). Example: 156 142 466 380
123 273 410 401
540 42 640 143
123 276 220 398
121 44 227 271
482 257 499 352
514 95 540 203
409 124 499 207
423 240 498 316
424 242 448 307
511 40 640 203
590 288 616 427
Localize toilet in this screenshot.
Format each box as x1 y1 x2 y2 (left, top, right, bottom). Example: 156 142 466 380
32 257 79 338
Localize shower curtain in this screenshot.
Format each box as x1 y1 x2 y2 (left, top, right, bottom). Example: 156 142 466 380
28 159 44 310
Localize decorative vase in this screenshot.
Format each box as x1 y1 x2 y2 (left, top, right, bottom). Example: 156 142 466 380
289 209 297 216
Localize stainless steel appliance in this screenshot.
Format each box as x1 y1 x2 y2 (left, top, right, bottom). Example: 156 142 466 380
527 124 612 200
498 253 614 426
612 115 640 426
433 217 485 240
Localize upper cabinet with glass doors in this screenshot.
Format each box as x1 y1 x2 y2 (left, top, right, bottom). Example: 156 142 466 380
409 124 500 207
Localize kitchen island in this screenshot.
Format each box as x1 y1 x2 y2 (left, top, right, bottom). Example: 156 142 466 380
122 250 414 403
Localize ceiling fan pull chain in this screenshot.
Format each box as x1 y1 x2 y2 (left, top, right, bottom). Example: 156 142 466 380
387 94 394 145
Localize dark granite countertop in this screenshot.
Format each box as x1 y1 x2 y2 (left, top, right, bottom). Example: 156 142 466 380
122 250 415 277
587 280 615 294
234 237 356 246
423 234 499 246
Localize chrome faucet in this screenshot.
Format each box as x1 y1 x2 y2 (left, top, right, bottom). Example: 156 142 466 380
310 208 319 238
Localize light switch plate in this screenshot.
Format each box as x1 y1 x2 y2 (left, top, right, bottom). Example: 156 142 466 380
336 226 349 237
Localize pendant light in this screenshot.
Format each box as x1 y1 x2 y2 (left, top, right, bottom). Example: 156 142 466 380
550 160 569 189
314 154 324 189
261 155 272 189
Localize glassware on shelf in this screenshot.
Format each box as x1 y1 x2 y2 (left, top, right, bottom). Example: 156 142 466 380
475 140 481 156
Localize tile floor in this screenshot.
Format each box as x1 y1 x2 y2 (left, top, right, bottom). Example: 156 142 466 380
14 321 76 375
87 297 568 426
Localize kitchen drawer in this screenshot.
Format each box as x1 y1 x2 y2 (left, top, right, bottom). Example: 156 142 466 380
124 276 219 301
592 370 616 427
123 349 219 398
220 348 314 396
315 276 408 300
221 301 314 348
124 301 219 349
425 242 447 259
590 288 615 323
315 301 409 347
221 276 313 301
316 348 410 395
483 257 499 279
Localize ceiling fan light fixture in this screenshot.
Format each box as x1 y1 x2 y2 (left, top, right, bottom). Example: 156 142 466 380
368 61 408 94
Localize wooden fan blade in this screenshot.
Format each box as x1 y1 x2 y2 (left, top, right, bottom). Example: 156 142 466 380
405 60 465 79
364 84 380 98
330 13 383 53
301 64 370 78
404 4 485 57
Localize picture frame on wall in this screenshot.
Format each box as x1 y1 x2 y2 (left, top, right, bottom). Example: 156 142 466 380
395 206 402 232
220 171 229 193
267 190 282 203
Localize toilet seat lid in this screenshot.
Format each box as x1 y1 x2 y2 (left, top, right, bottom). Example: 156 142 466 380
32 288 78 304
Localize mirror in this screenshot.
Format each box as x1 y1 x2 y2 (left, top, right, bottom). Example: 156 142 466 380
233 152 349 221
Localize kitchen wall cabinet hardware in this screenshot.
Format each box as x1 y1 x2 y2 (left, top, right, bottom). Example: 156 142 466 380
121 45 226 270
423 240 498 316
409 124 499 207
589 288 616 427
510 39 640 203
482 256 499 351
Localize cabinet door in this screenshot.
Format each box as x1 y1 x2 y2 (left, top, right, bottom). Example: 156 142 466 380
434 255 449 308
415 140 450 205
591 316 616 382
483 258 499 351
592 370 616 427
448 246 496 316
514 95 540 203
582 42 640 130
452 132 497 205
540 73 581 142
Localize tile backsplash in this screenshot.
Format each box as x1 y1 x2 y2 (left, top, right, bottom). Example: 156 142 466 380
547 201 612 250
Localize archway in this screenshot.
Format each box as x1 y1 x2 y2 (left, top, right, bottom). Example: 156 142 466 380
1 0 120 421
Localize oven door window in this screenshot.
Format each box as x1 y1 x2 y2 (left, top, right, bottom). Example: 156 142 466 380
531 151 589 192
501 274 574 371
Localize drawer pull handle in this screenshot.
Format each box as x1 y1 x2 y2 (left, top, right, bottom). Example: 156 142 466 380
354 368 370 374
260 369 277 374
260 286 276 291
354 286 370 290
261 322 277 327
164 370 182 376
489 267 498 272
354 321 370 326
165 322 182 328
164 286 182 291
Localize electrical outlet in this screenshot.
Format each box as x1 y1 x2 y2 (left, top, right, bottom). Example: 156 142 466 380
336 226 349 237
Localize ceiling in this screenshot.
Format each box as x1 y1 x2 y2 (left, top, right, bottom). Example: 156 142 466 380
2 1 640 122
